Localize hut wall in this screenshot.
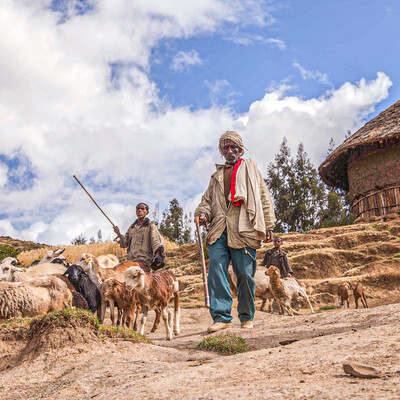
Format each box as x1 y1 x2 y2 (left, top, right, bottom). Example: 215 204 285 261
351 186 400 220
348 145 400 201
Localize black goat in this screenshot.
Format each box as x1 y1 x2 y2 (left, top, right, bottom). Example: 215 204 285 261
54 274 89 311
64 264 101 314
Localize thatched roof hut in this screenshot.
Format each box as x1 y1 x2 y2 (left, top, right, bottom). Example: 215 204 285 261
319 100 400 220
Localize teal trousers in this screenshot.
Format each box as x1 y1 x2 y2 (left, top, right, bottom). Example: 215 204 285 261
208 233 257 323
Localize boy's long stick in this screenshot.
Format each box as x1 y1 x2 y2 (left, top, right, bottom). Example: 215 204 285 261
73 175 124 240
195 216 210 308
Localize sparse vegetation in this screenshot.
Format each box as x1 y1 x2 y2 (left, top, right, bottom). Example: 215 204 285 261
98 325 151 343
196 334 248 355
0 244 20 262
318 305 337 311
18 242 127 266
0 309 150 344
29 308 99 338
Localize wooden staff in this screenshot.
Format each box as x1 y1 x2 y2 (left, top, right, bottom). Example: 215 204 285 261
195 216 210 308
73 175 124 241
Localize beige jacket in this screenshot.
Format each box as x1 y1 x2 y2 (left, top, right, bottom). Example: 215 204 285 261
195 159 276 249
118 218 164 267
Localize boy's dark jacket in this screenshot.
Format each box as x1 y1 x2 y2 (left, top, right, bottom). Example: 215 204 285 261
261 248 293 278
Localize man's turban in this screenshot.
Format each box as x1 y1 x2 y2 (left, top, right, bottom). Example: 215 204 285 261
218 131 245 157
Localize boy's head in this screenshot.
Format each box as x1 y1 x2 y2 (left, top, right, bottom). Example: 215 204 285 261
273 236 282 249
136 202 149 219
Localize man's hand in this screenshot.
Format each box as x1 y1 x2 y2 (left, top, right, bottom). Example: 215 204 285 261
113 226 121 236
265 230 274 243
196 214 208 226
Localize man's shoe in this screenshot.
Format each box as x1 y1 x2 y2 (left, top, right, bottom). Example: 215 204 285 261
241 320 253 329
207 322 232 333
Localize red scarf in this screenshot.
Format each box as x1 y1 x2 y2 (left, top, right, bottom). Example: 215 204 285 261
231 158 244 206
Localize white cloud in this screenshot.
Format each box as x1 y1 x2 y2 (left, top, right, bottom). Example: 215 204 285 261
170 50 203 72
229 34 286 49
0 1 393 246
205 79 240 106
241 72 392 173
0 163 8 187
293 62 331 85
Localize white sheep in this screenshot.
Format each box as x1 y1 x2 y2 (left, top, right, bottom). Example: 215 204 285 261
97 254 119 268
0 261 66 282
36 248 66 265
0 275 72 319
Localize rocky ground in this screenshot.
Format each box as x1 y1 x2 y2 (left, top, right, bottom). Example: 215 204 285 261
1 219 400 399
1 304 400 399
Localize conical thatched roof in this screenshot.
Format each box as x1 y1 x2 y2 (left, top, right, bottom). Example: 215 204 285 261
319 100 400 191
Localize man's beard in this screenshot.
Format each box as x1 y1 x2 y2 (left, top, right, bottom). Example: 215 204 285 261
225 154 240 165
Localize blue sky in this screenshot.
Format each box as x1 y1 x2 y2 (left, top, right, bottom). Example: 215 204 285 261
151 0 400 114
0 0 398 245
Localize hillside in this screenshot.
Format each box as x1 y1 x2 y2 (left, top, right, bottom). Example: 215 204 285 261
165 219 400 309
0 236 47 253
2 220 400 399
8 218 400 309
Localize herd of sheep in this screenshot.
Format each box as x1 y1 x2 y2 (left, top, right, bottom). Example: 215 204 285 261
0 250 180 340
0 248 368 340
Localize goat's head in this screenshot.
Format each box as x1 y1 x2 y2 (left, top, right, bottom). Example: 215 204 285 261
39 248 65 264
124 266 145 291
1 257 20 266
65 264 87 283
77 253 96 273
265 266 280 278
101 278 117 298
0 264 23 281
348 282 358 291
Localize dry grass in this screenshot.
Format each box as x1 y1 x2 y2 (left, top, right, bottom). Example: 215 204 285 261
19 242 127 266
163 237 179 251
18 235 177 266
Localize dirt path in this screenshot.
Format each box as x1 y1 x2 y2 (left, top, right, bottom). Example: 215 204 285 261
1 304 400 399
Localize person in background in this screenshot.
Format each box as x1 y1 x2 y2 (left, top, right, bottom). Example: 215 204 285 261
261 236 293 278
114 202 166 272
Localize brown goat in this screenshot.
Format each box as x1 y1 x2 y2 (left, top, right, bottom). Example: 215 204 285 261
77 254 139 323
101 279 140 330
124 266 180 340
266 266 314 316
350 282 368 309
337 282 351 309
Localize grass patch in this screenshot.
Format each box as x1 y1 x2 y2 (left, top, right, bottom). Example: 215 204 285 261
28 308 99 339
388 253 400 260
196 334 248 355
98 325 151 343
0 309 150 344
318 304 337 311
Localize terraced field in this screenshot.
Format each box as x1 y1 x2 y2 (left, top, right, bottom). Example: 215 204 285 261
167 219 400 310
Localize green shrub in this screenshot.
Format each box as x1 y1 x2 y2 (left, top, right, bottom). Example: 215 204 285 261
196 334 248 355
0 245 20 263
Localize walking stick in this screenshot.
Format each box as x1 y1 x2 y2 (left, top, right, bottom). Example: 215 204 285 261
195 216 210 308
73 175 124 241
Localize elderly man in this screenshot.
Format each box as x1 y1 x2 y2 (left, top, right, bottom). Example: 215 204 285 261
195 131 276 332
114 202 166 272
